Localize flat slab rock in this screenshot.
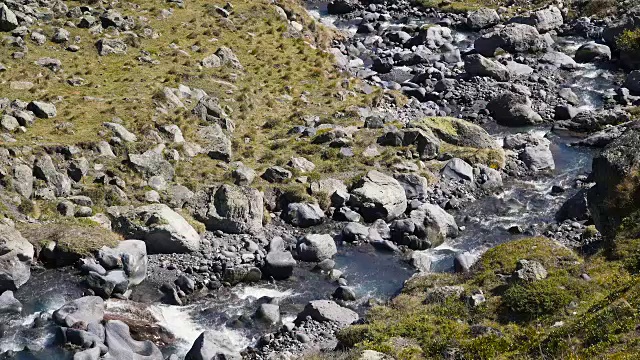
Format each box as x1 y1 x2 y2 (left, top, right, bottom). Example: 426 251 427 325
295 300 359 327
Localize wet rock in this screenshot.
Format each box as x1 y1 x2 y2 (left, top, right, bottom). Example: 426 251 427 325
186 330 242 360
104 320 163 360
110 204 201 254
256 304 280 324
556 189 590 222
341 222 369 243
286 202 325 228
416 203 459 239
296 234 337 262
477 164 503 190
97 240 147 285
223 265 261 285
87 270 129 297
488 92 542 126
295 300 359 326
575 42 612 63
520 142 555 171
348 170 408 222
175 274 195 294
333 286 357 301
512 259 547 282
0 290 22 313
0 223 34 292
464 54 510 81
193 184 264 234
264 251 296 280
53 296 105 327
410 250 432 272
540 51 578 70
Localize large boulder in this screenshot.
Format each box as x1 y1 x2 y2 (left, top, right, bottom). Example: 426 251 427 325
285 202 325 228
264 250 296 280
33 153 72 197
410 117 498 149
474 23 552 57
327 0 357 15
348 170 407 222
575 42 612 63
556 189 590 222
53 296 105 327
197 124 232 162
588 126 640 237
0 223 34 292
97 240 148 286
87 270 129 298
509 6 563 32
295 300 359 326
110 204 200 254
416 203 459 240
441 158 474 182
128 150 174 181
0 4 19 32
464 54 510 81
186 331 241 360
104 320 163 360
296 234 337 262
467 8 500 30
487 92 542 126
540 51 578 70
193 184 263 234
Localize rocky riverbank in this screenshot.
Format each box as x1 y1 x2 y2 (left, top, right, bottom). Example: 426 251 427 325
0 0 639 359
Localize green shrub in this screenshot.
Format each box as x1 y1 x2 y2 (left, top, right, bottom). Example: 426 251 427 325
617 29 640 55
501 278 573 319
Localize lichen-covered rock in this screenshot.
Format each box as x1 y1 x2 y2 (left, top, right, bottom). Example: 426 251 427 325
349 170 407 222
110 204 200 254
193 184 263 235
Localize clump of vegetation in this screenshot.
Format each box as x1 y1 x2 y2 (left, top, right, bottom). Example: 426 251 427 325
617 29 640 55
337 235 640 358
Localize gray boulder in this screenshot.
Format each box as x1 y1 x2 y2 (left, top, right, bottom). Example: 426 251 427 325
327 0 357 15
474 23 551 57
255 303 280 324
512 259 548 282
264 251 296 280
0 290 22 313
193 184 263 234
417 203 459 239
197 124 232 162
186 331 242 360
394 173 430 200
104 320 163 360
13 164 33 198
575 42 612 63
97 240 147 285
540 51 578 70
53 296 105 327
103 122 137 142
467 8 500 30
110 204 200 254
97 38 127 55
464 54 510 81
296 234 337 262
441 158 473 182
33 153 72 197
0 224 34 292
232 164 256 186
510 6 563 32
87 270 129 298
348 170 407 222
262 166 292 183
73 347 101 360
215 47 243 70
520 143 555 171
488 92 542 126
0 4 18 32
295 300 359 326
129 150 174 181
27 101 57 118
286 202 325 228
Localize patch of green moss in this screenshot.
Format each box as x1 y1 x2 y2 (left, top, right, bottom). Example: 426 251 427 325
617 29 640 56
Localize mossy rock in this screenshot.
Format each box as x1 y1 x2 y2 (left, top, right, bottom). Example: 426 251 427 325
411 117 499 150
